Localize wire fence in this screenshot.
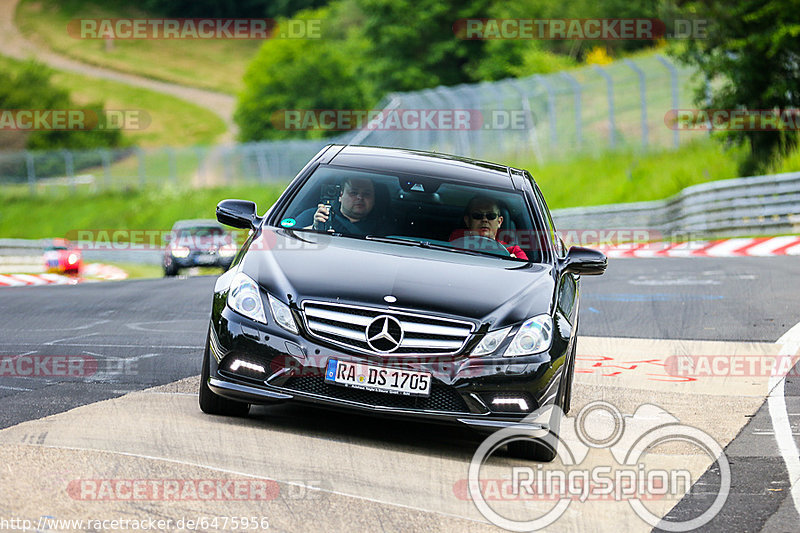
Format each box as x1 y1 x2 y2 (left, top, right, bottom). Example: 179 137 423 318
1 54 700 196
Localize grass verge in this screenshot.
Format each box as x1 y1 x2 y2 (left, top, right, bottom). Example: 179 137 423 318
0 184 288 239
15 0 259 96
507 137 752 209
0 54 226 147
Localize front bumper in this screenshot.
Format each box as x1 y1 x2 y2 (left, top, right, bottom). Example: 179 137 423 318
206 306 570 432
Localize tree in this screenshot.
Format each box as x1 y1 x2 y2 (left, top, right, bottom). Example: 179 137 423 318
674 0 800 174
354 0 493 96
235 7 370 141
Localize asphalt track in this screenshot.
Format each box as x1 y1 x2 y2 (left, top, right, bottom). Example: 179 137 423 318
0 256 798 532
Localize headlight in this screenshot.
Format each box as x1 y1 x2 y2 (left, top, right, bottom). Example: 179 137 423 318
218 245 237 257
67 253 79 264
227 272 267 324
171 246 191 258
503 314 553 357
268 294 299 334
471 326 512 356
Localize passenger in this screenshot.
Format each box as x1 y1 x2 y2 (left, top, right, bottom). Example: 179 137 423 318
296 177 383 235
449 196 529 260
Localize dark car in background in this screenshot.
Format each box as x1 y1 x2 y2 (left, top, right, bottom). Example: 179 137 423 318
199 145 606 460
162 219 237 276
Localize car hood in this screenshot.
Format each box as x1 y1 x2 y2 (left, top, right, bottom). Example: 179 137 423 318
240 229 556 327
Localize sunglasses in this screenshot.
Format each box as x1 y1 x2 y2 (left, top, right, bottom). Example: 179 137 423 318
470 211 500 221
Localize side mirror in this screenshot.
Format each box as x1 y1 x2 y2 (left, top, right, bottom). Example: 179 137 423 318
217 199 261 230
561 246 607 275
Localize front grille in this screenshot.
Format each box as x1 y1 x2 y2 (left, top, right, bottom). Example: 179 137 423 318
280 376 471 413
302 301 474 356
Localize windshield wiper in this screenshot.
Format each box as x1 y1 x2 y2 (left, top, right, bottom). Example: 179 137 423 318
365 235 516 260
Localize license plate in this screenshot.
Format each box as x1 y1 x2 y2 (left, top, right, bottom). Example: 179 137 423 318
196 254 216 265
325 359 432 397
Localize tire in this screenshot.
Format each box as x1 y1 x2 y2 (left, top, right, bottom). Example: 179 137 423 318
163 264 179 277
198 330 250 417
507 347 573 462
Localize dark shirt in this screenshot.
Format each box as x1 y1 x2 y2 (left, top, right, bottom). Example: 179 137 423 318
294 206 385 235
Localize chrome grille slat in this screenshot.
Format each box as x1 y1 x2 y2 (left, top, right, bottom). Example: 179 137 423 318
398 321 471 336
302 300 474 356
400 338 465 349
304 307 373 326
306 320 367 342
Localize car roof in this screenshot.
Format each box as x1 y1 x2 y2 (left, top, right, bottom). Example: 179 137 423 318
171 219 224 229
327 145 519 188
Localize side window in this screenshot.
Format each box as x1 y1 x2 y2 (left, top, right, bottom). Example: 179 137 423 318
527 176 561 258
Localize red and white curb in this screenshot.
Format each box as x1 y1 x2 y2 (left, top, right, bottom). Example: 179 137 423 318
0 264 128 287
594 235 800 259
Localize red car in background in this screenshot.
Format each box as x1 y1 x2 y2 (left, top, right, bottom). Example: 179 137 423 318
43 238 82 275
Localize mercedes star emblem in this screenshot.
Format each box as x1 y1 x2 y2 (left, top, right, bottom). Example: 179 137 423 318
365 315 404 353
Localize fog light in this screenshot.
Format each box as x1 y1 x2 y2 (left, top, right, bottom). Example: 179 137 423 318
483 393 535 412
229 359 265 374
492 398 529 410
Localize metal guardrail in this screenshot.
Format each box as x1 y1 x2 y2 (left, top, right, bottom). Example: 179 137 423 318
3 172 799 266
551 171 800 238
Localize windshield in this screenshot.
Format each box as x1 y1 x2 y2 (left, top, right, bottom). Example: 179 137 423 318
277 165 547 262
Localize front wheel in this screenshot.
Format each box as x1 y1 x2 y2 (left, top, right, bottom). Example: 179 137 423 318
198 330 250 417
506 349 573 462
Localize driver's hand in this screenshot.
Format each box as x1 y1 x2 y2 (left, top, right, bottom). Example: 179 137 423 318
312 204 330 230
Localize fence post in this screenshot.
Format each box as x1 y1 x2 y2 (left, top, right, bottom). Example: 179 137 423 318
254 145 268 182
136 147 146 188
62 150 75 194
624 59 648 148
101 149 111 191
511 80 542 164
592 65 617 149
25 151 36 195
195 146 206 186
223 146 234 185
535 75 558 150
560 72 583 150
657 55 680 149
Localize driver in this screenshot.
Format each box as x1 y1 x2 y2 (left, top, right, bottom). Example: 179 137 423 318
297 177 384 235
449 196 529 260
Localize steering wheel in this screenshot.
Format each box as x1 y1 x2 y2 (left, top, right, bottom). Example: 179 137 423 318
450 235 511 256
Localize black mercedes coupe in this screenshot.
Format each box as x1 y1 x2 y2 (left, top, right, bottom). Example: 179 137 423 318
199 145 606 460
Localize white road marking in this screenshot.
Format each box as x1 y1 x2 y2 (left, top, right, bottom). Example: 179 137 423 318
768 321 800 516
7 319 111 333
44 332 99 346
0 385 34 392
126 319 207 332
